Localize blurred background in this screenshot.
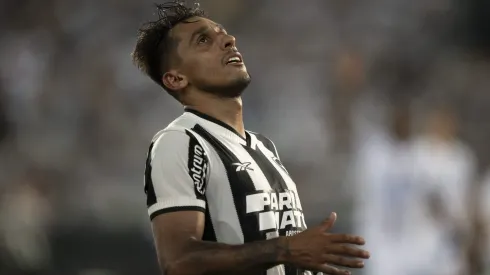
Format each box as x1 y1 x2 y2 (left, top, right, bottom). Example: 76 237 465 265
0 0 490 274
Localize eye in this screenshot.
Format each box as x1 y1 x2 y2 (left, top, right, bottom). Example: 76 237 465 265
197 35 209 44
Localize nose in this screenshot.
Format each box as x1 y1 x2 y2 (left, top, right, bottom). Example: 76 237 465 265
221 34 236 50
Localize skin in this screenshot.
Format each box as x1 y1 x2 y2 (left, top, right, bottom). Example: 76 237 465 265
162 16 250 137
151 17 370 275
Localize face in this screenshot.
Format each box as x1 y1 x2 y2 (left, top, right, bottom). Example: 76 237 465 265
163 17 251 98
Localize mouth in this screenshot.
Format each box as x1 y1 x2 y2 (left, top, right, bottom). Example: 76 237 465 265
224 52 244 66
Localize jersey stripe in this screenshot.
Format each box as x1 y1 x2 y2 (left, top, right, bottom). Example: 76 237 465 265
247 133 303 275
192 124 264 243
185 130 217 242
244 134 288 191
144 142 157 208
202 204 217 241
251 132 280 159
255 142 301 209
186 130 209 200
200 141 245 244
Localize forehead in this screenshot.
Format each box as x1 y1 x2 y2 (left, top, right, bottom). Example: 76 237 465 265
170 17 221 41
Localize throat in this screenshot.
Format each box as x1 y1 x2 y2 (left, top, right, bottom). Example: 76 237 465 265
185 98 245 138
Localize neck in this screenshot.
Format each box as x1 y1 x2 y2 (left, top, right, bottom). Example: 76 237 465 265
184 95 245 138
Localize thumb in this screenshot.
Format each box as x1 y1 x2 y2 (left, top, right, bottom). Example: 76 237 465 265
320 212 337 230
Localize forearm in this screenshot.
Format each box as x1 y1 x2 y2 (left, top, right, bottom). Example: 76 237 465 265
164 237 289 275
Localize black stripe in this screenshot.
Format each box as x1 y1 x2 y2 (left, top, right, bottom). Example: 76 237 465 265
246 135 301 275
202 205 217 242
185 130 217 242
150 206 205 220
191 125 263 243
185 130 209 200
144 142 157 207
250 132 278 158
244 139 288 192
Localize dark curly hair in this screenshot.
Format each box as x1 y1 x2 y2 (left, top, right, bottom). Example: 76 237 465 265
132 1 207 99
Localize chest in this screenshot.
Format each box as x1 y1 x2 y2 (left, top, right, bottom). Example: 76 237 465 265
207 137 297 194
202 134 307 235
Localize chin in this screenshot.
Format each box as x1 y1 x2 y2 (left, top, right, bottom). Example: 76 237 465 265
201 75 251 98
236 72 251 85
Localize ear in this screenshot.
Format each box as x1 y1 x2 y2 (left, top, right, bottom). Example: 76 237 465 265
162 70 188 91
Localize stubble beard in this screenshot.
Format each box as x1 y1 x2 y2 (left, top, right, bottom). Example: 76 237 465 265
198 73 252 99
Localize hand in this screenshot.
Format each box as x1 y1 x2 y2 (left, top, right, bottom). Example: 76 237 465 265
280 212 370 275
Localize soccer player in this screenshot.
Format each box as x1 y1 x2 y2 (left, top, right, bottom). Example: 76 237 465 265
132 2 370 275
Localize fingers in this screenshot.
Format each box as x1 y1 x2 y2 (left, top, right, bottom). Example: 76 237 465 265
320 212 337 230
328 233 365 245
326 244 370 259
323 254 365 269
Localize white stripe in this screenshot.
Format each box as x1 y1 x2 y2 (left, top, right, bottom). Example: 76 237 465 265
147 198 205 216
255 141 303 211
198 135 245 244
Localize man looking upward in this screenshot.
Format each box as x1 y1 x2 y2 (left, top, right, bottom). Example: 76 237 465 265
132 2 370 275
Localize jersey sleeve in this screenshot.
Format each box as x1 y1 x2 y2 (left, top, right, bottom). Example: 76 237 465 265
144 130 210 220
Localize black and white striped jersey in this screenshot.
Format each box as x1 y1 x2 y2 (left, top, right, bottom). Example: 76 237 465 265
144 108 312 275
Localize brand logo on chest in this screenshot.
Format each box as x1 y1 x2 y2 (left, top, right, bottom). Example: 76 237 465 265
232 162 254 172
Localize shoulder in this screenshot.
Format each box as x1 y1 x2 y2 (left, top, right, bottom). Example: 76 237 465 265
247 130 275 147
151 129 209 159
149 114 207 159
247 131 280 158
146 129 210 195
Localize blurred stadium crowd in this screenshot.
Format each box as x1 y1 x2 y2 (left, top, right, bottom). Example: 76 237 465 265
0 0 490 274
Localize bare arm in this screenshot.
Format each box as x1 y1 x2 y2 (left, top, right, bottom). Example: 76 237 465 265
152 211 287 275
153 211 369 275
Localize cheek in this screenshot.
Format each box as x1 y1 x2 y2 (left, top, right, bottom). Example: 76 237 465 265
193 62 224 83
188 55 219 72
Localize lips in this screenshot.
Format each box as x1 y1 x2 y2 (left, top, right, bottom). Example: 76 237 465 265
224 52 243 65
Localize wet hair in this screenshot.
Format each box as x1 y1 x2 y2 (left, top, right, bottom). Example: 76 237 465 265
131 1 206 99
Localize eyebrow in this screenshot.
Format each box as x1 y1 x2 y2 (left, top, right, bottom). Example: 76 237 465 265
188 24 227 45
189 25 209 45
215 24 226 32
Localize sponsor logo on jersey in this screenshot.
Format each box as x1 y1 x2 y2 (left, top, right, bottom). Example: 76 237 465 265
189 143 208 196
246 190 306 234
